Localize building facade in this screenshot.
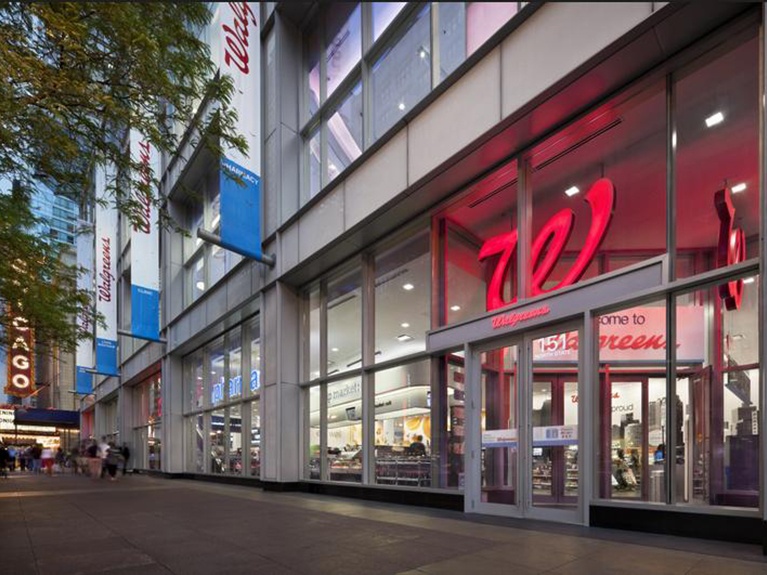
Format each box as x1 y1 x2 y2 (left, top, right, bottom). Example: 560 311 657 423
85 2 767 546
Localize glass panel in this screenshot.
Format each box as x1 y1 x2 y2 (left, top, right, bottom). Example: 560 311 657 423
209 337 225 407
186 352 204 411
675 37 759 278
438 2 466 82
327 377 362 483
228 328 242 401
305 19 320 118
192 414 204 472
249 401 261 477
185 200 204 260
530 81 666 295
148 423 161 471
308 130 321 200
189 255 205 302
532 330 580 509
375 231 430 363
466 3 517 55
371 5 431 140
308 386 321 479
440 353 465 490
373 2 406 41
307 287 320 380
228 405 242 475
327 82 363 182
441 161 517 324
149 375 162 422
327 268 362 375
250 320 261 396
675 275 759 508
480 345 518 505
209 244 226 286
597 301 667 502
210 409 226 474
374 361 432 487
325 3 361 98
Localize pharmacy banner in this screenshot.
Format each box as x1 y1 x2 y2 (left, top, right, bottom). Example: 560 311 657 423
129 130 160 341
94 164 119 376
218 2 262 259
75 221 94 393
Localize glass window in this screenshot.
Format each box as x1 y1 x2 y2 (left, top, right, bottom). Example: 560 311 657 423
596 301 667 503
530 80 666 296
466 3 517 55
327 268 362 375
148 423 161 470
185 200 204 261
440 160 517 324
308 385 321 479
249 400 261 477
437 2 466 82
188 254 205 302
375 231 430 363
149 375 162 422
327 82 363 182
210 409 226 474
306 287 321 380
371 5 431 139
441 353 465 490
191 414 204 473
228 405 243 475
186 351 204 411
228 328 242 401
209 244 227 287
308 129 321 200
209 190 221 232
249 320 261 397
325 3 361 99
675 275 759 508
375 360 432 486
373 2 406 41
327 377 362 483
675 37 759 278
305 18 320 118
209 337 225 406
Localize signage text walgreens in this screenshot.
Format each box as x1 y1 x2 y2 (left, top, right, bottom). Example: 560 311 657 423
222 3 257 75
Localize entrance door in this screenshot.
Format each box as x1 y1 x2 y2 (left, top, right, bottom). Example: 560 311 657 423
470 322 583 523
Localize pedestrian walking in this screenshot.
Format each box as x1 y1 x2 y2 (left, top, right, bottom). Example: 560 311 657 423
31 443 42 474
105 442 123 481
41 446 54 476
86 440 101 479
98 436 110 479
121 443 131 476
0 444 9 478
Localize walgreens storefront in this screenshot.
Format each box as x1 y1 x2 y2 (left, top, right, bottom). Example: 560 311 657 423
301 8 764 544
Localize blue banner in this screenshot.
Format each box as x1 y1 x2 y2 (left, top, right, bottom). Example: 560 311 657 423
220 157 262 259
95 337 118 377
75 366 93 395
131 285 160 341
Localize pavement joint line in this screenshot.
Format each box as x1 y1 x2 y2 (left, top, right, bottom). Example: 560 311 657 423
17 490 41 575
0 483 177 499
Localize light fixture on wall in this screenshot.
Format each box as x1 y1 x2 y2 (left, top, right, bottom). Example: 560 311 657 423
731 182 747 194
705 111 724 128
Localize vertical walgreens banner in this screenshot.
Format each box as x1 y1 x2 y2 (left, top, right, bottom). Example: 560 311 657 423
75 222 95 393
94 164 119 376
129 130 160 341
219 2 262 259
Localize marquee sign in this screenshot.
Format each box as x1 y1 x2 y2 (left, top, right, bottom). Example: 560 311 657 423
5 304 35 398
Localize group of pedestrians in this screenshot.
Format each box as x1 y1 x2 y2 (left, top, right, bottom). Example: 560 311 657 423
83 437 130 481
0 443 70 476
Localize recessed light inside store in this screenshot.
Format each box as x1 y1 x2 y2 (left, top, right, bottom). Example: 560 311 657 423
401 322 410 328
403 283 414 291
450 305 461 311
705 111 724 127
396 334 413 342
564 185 580 197
732 182 747 193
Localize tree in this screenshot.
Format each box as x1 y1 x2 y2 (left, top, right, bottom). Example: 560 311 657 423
0 3 246 351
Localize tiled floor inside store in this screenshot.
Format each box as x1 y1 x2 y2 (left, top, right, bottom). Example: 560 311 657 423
1 472 766 575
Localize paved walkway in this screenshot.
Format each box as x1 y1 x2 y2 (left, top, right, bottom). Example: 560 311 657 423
1 471 767 575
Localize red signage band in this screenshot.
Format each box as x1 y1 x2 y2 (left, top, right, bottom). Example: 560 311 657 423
479 178 616 312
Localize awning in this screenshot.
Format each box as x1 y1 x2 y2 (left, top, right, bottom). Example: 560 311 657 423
13 408 80 429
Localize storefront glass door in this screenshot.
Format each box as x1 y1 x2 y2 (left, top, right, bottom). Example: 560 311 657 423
471 322 582 523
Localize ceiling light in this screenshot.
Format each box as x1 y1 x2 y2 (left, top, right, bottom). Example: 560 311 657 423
705 111 724 128
731 182 747 194
402 283 414 291
401 322 410 328
743 277 756 285
398 102 406 111
396 334 414 342
450 305 461 312
331 347 339 352
419 48 427 59
564 186 580 197
196 281 205 291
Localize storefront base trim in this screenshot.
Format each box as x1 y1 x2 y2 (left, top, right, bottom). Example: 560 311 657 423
590 505 763 547
299 481 464 511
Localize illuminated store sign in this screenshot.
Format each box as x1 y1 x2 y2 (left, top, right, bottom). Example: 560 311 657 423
716 186 745 310
479 178 615 311
5 305 35 398
491 305 550 330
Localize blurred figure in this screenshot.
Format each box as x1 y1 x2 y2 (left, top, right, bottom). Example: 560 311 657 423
87 440 101 479
41 445 54 476
121 443 131 476
105 442 122 481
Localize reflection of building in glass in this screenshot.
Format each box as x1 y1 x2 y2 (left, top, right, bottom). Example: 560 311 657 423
735 406 758 436
30 183 78 247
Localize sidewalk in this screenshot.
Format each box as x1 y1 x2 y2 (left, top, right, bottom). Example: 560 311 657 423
1 471 766 575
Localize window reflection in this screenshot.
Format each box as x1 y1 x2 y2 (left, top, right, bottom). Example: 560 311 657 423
327 83 363 182
325 3 361 98
327 268 362 376
373 2 406 41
